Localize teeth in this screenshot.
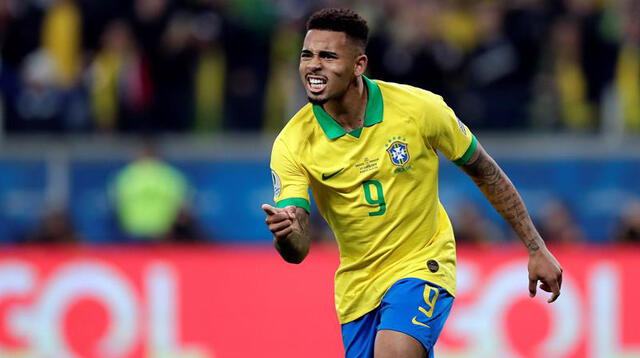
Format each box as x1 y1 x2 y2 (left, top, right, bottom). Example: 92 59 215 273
309 78 326 85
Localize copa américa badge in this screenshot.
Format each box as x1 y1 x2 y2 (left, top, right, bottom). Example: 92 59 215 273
271 170 281 199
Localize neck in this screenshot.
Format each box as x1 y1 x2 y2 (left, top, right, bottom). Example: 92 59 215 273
323 76 367 132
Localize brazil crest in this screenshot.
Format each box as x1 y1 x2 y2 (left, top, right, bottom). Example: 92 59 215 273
386 140 410 167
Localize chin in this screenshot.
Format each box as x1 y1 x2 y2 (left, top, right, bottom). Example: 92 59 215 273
308 97 328 105
307 95 328 105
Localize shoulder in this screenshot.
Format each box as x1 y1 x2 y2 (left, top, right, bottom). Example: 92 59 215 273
374 79 448 114
273 103 315 152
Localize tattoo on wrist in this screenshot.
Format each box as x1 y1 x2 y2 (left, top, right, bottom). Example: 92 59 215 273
526 239 540 252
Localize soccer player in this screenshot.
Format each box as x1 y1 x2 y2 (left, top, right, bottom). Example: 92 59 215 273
262 8 563 358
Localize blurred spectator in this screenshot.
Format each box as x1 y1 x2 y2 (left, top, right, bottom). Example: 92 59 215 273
193 10 225 132
14 50 64 131
263 15 306 132
0 1 44 132
110 141 196 242
89 19 151 132
614 200 640 243
2 0 90 133
0 1 43 69
461 1 531 129
537 199 585 244
452 201 504 245
41 0 81 89
165 208 202 243
9 48 89 132
221 0 276 131
532 16 595 130
130 0 201 132
614 0 640 132
575 0 619 117
77 0 130 52
26 208 80 244
367 0 463 99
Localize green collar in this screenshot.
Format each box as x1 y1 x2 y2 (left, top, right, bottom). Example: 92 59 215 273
312 75 384 139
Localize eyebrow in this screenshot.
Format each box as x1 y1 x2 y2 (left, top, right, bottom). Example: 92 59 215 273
301 49 338 57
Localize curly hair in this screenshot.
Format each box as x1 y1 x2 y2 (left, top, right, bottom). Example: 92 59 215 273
306 8 369 50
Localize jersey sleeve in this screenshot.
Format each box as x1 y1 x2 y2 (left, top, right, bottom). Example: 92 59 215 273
270 136 311 213
422 94 477 166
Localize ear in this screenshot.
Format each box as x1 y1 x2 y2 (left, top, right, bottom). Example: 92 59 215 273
354 54 368 77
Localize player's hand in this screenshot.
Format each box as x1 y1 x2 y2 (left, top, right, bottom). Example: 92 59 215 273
527 247 563 303
261 204 299 241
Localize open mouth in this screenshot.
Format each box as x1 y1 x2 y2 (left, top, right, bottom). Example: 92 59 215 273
307 75 327 93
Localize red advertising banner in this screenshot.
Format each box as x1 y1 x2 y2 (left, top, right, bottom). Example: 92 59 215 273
0 244 638 358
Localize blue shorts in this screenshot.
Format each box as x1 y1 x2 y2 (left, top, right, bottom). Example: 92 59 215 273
341 278 454 358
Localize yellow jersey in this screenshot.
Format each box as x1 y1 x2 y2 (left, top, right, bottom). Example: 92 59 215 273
270 76 476 324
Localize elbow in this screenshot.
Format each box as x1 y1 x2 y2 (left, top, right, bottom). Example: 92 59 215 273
283 248 309 264
284 255 306 264
274 241 309 264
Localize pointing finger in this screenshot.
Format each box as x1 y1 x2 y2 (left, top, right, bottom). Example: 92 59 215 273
262 204 279 216
529 278 537 298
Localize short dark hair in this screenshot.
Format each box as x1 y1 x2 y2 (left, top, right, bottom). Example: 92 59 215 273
306 8 369 50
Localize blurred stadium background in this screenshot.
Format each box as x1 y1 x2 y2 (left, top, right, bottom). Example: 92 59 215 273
0 0 639 357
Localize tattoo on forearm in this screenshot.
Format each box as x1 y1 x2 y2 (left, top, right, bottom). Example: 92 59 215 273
463 151 541 253
526 239 540 251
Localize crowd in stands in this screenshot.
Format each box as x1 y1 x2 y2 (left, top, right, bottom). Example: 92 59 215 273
0 0 638 134
1 0 638 245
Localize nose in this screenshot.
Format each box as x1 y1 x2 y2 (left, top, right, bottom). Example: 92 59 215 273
307 56 322 72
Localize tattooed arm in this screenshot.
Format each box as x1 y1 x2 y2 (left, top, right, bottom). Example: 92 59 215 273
461 143 563 303
262 204 310 264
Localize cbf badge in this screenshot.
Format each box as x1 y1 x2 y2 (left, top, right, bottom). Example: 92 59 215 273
385 136 410 167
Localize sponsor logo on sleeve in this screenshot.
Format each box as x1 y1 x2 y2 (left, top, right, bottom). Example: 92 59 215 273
456 117 468 135
271 170 281 199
